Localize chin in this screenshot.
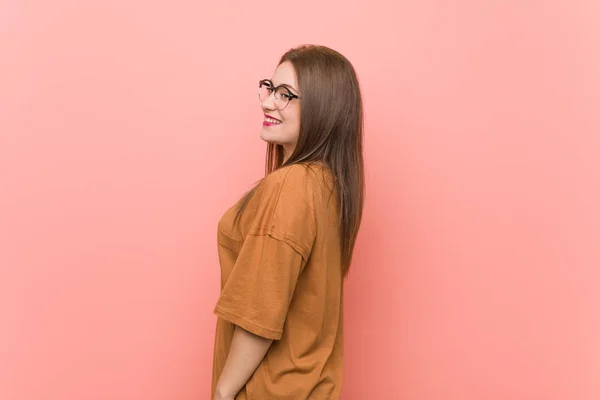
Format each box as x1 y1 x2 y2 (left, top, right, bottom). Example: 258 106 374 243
259 130 268 142
260 130 278 144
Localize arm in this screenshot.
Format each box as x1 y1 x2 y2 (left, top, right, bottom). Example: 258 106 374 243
214 325 273 400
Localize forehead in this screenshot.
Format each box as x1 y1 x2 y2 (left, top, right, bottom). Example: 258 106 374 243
271 61 297 89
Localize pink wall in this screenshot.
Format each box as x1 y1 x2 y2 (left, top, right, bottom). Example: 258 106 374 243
1 1 599 399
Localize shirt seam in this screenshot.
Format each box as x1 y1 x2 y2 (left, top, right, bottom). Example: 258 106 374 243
247 230 311 263
217 226 241 242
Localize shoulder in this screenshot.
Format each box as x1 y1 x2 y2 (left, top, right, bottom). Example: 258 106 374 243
252 163 334 216
261 163 333 196
246 164 325 248
264 163 317 184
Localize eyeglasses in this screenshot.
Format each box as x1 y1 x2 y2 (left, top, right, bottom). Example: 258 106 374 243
258 79 301 110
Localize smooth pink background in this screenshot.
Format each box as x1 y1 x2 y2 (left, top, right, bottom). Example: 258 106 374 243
1 1 599 399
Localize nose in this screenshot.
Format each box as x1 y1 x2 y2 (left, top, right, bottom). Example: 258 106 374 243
261 91 277 112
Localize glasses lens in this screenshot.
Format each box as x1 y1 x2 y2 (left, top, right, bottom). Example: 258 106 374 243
259 81 272 102
258 81 291 109
273 87 290 109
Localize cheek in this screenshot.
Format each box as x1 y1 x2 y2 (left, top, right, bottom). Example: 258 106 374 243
284 108 301 132
287 117 300 140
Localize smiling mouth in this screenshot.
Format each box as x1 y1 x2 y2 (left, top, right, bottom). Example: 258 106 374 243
264 116 282 125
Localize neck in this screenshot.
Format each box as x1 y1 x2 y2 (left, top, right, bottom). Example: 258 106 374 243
282 145 294 164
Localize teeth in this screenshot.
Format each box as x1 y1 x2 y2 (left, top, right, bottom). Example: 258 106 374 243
266 117 281 124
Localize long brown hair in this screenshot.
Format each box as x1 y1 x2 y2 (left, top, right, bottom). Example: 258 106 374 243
235 44 365 277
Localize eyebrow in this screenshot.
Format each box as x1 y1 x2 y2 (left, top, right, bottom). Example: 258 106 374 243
271 81 299 93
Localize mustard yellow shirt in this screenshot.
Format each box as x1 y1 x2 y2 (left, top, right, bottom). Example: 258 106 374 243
212 163 344 399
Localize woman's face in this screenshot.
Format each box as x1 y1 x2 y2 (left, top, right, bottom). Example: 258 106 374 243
259 61 301 159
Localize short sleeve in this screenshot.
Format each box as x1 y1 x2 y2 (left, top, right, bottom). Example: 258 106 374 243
214 165 317 340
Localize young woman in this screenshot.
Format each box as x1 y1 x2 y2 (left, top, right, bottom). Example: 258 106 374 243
212 44 365 400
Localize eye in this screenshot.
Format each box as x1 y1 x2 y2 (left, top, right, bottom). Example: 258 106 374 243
275 87 294 100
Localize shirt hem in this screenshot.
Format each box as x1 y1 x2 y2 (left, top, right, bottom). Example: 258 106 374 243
214 305 283 341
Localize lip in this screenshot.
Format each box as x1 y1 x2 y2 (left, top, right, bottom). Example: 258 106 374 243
264 114 282 127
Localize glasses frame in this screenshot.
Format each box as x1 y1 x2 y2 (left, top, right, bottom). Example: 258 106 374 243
258 79 301 110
